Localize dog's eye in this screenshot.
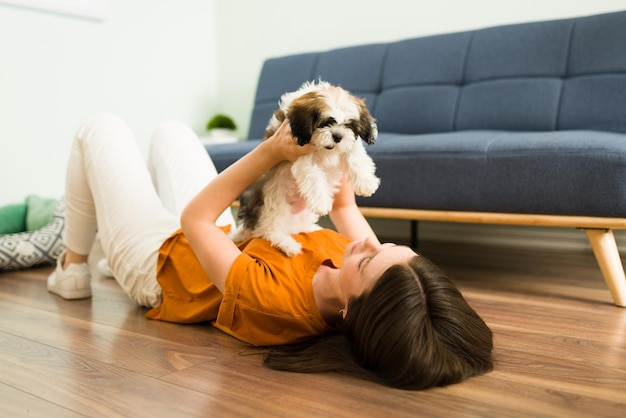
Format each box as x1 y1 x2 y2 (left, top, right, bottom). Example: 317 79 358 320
321 117 336 128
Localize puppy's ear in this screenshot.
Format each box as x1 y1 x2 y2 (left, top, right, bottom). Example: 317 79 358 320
274 108 287 124
356 99 378 145
287 92 324 146
264 109 286 139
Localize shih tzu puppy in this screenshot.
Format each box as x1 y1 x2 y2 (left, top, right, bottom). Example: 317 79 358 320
230 80 380 256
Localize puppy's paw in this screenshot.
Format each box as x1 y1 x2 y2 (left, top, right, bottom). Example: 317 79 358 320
274 237 302 257
353 175 381 197
306 193 334 215
303 223 322 233
229 227 247 243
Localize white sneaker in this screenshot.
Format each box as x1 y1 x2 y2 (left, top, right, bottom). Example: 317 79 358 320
47 251 92 299
96 258 113 277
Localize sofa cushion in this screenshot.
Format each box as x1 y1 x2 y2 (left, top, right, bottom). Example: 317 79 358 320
559 75 626 132
463 19 572 83
375 86 460 134
456 79 563 131
356 131 626 217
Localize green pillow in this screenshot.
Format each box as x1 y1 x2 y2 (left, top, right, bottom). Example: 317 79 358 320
26 196 58 231
0 202 27 235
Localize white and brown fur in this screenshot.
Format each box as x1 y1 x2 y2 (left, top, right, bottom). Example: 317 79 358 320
230 81 380 256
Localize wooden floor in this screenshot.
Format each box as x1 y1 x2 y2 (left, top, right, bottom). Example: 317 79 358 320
1 239 625 418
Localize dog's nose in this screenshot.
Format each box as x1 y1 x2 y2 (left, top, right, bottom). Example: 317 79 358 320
332 133 342 143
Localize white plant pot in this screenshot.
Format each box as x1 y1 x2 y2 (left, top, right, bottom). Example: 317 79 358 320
201 129 239 145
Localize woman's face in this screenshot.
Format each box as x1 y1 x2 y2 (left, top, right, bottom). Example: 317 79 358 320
339 236 416 303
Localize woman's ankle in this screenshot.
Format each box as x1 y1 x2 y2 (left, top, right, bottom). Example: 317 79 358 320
64 250 89 269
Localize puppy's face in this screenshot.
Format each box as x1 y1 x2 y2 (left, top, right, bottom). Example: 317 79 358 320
273 84 377 153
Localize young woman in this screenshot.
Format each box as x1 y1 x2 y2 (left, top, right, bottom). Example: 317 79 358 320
49 113 493 390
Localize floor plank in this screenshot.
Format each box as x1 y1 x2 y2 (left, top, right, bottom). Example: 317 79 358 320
0 330 217 417
0 382 80 417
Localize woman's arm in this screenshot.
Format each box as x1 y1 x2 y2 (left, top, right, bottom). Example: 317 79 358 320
328 174 379 244
180 121 312 294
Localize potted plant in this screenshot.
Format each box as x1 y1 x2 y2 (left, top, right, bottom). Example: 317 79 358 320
207 113 237 131
205 113 238 144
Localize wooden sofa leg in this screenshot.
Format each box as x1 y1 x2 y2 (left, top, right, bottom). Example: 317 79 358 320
410 220 418 250
584 229 626 307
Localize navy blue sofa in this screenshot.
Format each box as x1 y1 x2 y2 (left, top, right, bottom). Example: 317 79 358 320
207 11 626 306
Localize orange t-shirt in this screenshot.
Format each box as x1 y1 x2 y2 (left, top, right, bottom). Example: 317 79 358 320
146 227 351 346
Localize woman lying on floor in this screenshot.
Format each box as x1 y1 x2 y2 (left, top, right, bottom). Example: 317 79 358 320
48 114 493 390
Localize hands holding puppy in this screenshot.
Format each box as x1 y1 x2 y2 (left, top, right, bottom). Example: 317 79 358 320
262 120 314 163
185 120 311 228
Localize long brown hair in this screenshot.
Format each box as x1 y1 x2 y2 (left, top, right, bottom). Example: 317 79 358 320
262 255 493 390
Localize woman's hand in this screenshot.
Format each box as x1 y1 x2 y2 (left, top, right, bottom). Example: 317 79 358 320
262 120 314 163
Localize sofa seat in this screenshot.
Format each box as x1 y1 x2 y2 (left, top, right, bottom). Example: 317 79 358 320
363 130 626 217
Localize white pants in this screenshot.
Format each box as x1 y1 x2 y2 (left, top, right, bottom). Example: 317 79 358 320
64 114 234 307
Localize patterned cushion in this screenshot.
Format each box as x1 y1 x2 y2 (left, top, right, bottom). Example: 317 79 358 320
0 198 66 271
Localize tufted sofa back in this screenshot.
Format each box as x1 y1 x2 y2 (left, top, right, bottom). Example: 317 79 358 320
249 11 626 139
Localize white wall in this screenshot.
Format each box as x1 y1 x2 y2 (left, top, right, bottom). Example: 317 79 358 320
0 0 218 206
215 0 626 138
